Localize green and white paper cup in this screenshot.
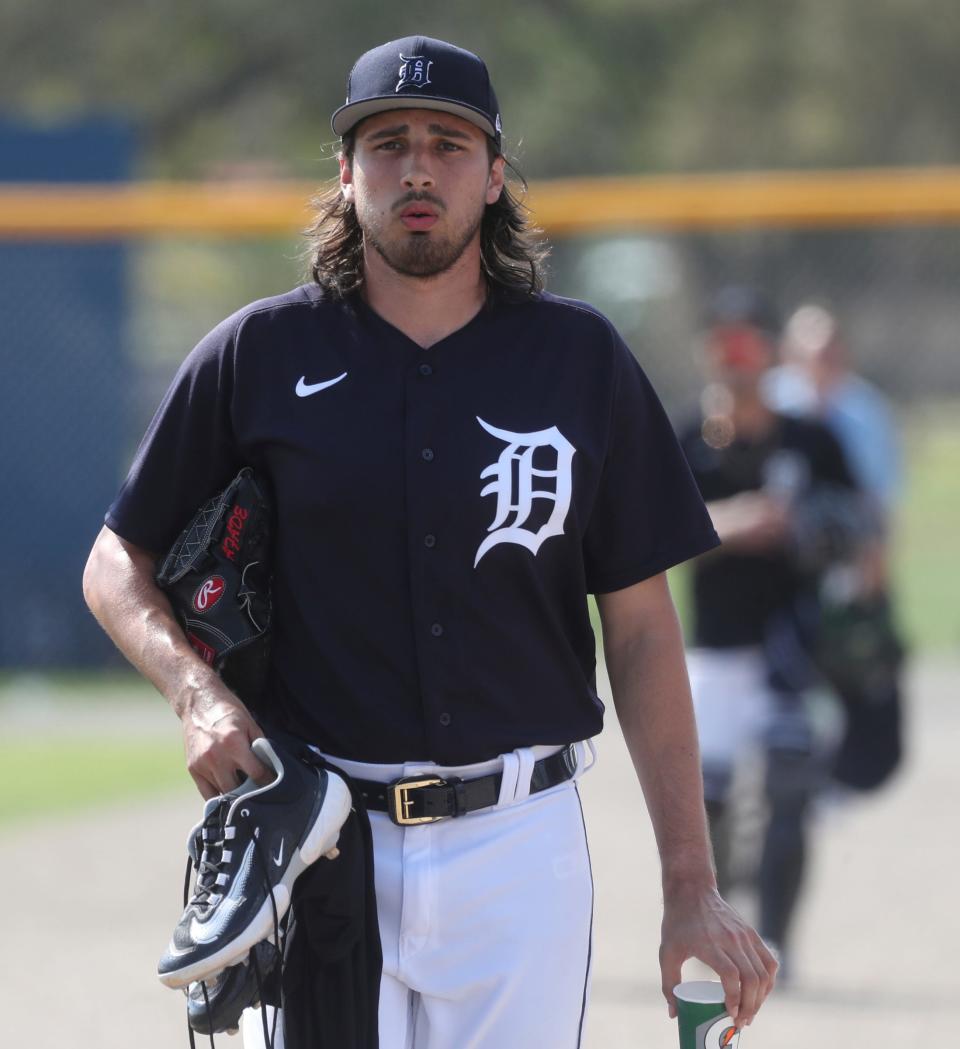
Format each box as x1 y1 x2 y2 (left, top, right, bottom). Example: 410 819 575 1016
674 980 740 1049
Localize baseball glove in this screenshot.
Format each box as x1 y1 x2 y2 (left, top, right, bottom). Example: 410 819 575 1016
156 467 273 706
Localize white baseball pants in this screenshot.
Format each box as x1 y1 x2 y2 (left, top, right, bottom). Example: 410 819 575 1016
241 741 596 1049
685 646 774 782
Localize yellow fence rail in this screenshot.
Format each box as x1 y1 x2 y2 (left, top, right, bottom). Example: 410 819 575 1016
3 167 960 239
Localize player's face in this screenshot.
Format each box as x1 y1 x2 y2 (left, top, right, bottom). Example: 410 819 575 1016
703 323 776 391
341 109 505 279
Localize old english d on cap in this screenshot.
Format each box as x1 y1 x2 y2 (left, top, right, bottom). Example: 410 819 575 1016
332 36 502 147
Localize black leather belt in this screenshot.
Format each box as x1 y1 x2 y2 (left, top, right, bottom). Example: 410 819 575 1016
353 744 579 826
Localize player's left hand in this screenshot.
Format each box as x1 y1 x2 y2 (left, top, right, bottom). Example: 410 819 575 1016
659 885 778 1029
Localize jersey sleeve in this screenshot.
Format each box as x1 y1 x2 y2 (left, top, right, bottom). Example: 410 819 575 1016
105 316 244 554
581 335 720 594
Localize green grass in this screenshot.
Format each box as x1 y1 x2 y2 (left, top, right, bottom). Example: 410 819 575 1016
894 410 960 651
0 668 157 700
0 736 188 828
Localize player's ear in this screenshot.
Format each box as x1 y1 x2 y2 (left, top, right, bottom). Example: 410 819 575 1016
339 151 354 204
486 154 505 206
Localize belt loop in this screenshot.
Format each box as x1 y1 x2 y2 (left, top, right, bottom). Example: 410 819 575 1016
511 747 536 804
497 752 520 807
571 739 597 781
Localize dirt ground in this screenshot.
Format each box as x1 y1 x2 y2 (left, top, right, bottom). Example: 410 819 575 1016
1 657 955 1048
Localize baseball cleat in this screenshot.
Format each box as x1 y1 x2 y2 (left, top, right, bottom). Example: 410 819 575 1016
157 737 351 989
186 938 279 1036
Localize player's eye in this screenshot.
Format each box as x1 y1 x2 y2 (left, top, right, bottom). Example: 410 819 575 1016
437 141 463 152
375 140 404 151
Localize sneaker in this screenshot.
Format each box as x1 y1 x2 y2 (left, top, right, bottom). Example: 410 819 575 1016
157 737 351 989
186 939 279 1036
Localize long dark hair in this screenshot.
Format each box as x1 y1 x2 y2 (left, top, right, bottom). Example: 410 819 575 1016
303 134 548 300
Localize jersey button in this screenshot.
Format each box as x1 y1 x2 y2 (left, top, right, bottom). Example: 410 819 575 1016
423 534 436 548
421 447 435 462
439 712 452 727
430 622 444 637
418 363 433 377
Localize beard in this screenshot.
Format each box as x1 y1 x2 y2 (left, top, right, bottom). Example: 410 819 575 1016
357 196 485 278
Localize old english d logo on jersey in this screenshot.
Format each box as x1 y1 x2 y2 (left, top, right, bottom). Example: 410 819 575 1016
474 417 575 567
696 1015 739 1048
397 53 433 91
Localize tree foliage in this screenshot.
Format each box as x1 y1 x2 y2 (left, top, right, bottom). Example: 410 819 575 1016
2 0 959 177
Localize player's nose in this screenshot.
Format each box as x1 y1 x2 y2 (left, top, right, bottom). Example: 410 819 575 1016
401 146 436 190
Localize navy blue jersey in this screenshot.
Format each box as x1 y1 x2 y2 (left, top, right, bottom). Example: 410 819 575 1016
678 412 856 649
107 284 718 764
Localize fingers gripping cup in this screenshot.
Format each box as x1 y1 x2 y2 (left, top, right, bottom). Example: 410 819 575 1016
674 981 740 1049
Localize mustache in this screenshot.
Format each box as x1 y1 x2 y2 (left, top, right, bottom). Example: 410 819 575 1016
392 190 446 213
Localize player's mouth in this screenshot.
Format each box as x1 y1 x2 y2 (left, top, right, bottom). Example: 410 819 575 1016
399 201 440 232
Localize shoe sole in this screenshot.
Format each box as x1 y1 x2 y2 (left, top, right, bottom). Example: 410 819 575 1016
187 941 280 1034
159 770 351 988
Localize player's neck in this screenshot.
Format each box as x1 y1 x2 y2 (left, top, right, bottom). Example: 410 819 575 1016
729 387 775 439
360 242 488 349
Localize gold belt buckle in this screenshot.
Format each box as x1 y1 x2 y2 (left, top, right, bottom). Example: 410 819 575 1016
389 775 447 826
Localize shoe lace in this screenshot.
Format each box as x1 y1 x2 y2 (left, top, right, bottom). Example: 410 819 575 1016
185 934 285 1049
251 832 283 1049
182 806 286 1049
186 799 233 910
186 981 215 1049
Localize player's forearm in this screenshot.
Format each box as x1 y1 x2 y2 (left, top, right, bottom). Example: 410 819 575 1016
605 614 716 896
83 525 228 720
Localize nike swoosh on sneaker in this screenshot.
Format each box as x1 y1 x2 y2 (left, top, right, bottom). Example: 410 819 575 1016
272 840 285 867
164 939 200 958
295 372 347 397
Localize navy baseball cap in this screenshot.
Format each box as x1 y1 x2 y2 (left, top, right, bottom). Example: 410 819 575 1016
704 286 781 336
331 36 502 148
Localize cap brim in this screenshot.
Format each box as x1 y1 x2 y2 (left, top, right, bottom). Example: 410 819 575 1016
332 96 498 142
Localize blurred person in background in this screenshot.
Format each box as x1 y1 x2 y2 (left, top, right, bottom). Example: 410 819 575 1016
764 305 905 794
765 304 901 576
677 287 864 980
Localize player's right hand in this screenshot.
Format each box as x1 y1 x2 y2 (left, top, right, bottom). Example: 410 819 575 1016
179 687 273 799
709 491 791 552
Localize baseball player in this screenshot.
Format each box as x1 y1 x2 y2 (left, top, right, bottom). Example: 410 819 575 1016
678 288 861 979
83 36 777 1048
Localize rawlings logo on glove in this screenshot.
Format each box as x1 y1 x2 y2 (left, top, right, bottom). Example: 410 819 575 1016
156 468 273 705
193 576 226 612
